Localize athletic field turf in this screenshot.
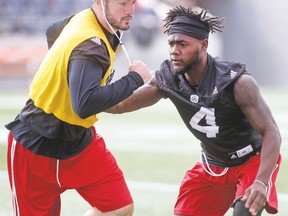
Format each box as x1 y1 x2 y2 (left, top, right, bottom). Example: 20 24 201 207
0 87 287 215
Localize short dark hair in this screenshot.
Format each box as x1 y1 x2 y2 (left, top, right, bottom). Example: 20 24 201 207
164 6 225 35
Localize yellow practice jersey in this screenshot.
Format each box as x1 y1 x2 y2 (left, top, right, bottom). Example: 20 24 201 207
29 9 117 128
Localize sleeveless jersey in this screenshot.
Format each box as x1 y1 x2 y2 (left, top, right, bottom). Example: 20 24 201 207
155 55 262 166
29 9 117 128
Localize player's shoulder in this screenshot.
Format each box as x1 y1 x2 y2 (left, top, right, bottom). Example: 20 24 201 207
73 37 108 56
213 56 246 77
235 73 258 89
234 73 261 107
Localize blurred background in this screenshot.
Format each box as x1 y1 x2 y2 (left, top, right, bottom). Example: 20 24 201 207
0 0 287 215
1 0 288 87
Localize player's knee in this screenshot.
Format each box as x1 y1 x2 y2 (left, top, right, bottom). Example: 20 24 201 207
118 203 134 216
83 207 101 216
232 200 251 216
232 199 263 216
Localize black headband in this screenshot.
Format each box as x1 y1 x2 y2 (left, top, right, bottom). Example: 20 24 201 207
167 15 210 40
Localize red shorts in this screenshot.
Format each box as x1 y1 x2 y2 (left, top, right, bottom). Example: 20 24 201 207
7 128 133 216
174 154 281 216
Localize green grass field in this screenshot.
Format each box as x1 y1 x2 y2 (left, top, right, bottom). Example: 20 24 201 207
0 87 287 216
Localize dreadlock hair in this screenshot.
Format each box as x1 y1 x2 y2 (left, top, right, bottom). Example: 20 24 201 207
164 6 225 34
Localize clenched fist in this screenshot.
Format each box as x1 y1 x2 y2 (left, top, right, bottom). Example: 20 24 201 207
129 60 153 83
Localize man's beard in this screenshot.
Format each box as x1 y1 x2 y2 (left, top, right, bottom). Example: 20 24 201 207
173 58 199 75
105 8 131 31
173 50 200 75
173 61 195 75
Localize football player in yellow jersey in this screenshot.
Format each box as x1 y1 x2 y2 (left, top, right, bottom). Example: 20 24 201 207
6 0 152 215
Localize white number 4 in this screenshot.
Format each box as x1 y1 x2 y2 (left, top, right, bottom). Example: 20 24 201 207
189 107 219 138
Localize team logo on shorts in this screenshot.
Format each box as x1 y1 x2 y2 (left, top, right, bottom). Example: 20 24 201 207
190 94 199 103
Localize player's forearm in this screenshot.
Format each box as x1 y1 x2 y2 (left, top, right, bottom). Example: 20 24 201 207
73 73 144 118
105 98 144 114
69 59 144 118
255 125 281 185
106 82 164 114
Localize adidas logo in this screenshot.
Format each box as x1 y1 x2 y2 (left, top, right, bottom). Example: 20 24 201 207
212 86 218 95
230 70 237 79
91 37 101 45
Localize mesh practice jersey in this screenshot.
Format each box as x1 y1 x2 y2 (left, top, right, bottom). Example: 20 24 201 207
155 55 262 167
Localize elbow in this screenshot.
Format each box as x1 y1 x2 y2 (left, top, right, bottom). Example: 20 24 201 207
73 105 92 119
276 127 282 148
270 124 282 151
75 109 90 119
274 123 282 145
106 103 125 114
73 102 104 119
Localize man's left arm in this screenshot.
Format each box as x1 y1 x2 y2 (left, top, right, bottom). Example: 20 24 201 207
234 73 281 215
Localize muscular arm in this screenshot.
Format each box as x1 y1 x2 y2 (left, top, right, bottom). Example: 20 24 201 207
106 75 165 114
234 74 281 184
234 74 281 214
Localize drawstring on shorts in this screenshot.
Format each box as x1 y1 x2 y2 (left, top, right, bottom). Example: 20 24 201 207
56 159 62 188
200 151 229 177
